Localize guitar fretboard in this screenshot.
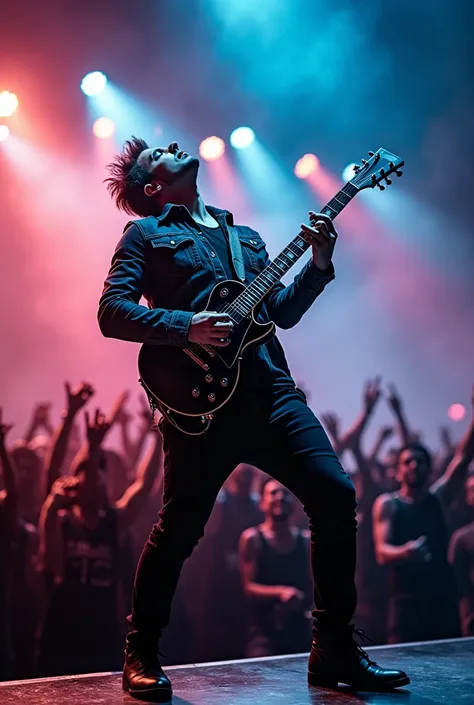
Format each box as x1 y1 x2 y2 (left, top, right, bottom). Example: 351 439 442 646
225 181 359 322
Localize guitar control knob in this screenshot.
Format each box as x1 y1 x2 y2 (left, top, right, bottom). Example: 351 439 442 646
220 378 228 387
205 374 213 383
203 364 210 371
208 393 216 402
220 287 229 298
192 388 200 397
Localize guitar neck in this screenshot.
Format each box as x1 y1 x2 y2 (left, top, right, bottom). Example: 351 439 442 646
227 181 359 322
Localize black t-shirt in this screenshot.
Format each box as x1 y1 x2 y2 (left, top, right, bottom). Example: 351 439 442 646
199 222 235 279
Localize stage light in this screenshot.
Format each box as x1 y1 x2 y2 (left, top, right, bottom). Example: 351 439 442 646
199 136 225 161
0 125 10 142
93 117 115 139
81 71 107 97
0 91 19 117
342 163 358 182
294 154 319 179
230 127 255 149
448 403 466 422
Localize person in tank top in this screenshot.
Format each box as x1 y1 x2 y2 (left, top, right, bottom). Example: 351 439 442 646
373 391 474 643
239 477 312 656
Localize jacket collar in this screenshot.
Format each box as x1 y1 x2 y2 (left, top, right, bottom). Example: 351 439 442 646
156 203 235 227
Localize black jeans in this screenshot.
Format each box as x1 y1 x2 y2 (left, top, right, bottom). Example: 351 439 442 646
128 384 357 648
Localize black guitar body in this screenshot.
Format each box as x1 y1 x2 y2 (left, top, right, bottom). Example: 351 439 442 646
138 279 275 432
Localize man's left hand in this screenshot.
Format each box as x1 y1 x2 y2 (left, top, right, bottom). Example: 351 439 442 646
301 211 338 272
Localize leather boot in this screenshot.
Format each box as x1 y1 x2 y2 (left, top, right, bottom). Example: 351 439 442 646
308 625 410 691
123 646 172 702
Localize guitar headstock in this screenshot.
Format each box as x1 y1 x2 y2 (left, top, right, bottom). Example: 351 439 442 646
349 148 404 191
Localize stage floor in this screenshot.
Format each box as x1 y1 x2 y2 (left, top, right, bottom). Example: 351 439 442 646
1 637 473 704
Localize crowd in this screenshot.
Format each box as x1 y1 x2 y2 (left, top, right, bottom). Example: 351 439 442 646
0 378 473 681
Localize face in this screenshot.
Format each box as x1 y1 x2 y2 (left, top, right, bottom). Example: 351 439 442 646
260 480 294 521
397 448 431 489
466 474 474 507
137 141 199 195
76 466 109 510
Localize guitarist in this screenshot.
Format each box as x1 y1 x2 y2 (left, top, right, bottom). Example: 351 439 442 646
99 138 409 699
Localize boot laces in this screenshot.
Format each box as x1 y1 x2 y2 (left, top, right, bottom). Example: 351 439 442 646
351 625 376 664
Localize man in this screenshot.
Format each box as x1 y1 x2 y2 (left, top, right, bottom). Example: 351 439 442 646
449 468 474 635
37 408 162 676
240 478 312 657
99 137 408 699
372 386 474 643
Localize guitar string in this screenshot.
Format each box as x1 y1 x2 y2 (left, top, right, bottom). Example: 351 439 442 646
185 181 360 358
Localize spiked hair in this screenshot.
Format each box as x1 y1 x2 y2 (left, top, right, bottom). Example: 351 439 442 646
105 136 156 217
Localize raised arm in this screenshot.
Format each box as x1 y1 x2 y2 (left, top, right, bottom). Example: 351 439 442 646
39 476 79 582
98 224 194 347
342 378 384 494
431 385 474 507
372 493 431 566
105 390 136 471
368 426 394 466
24 403 54 442
127 394 155 471
0 408 19 533
386 383 413 447
321 412 344 457
43 382 95 496
116 428 163 533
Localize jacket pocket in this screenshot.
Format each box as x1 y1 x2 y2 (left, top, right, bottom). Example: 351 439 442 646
148 233 202 278
239 235 266 273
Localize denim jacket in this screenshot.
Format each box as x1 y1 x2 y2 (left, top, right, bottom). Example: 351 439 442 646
98 204 335 386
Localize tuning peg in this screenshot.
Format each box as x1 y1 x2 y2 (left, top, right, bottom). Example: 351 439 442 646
380 167 385 176
368 151 375 157
385 177 392 185
395 169 403 177
377 183 385 191
361 158 368 165
371 174 377 184
353 164 361 173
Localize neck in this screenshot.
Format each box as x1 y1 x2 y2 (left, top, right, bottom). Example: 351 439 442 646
163 183 210 223
263 516 292 539
399 484 429 502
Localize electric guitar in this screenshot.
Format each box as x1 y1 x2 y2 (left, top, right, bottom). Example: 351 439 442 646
139 148 404 434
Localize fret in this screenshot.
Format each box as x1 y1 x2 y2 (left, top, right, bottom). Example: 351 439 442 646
226 180 358 320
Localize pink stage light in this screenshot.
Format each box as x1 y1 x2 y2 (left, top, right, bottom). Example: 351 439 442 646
199 136 225 162
0 125 10 142
0 91 19 118
294 153 320 179
448 403 466 422
92 117 115 139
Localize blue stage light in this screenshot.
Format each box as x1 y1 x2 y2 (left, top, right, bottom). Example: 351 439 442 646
342 163 358 182
81 71 107 97
230 127 255 149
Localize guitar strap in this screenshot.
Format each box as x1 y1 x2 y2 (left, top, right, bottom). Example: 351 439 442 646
226 223 246 283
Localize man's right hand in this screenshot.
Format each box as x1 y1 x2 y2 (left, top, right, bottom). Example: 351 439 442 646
278 586 305 609
188 312 234 347
406 535 432 563
50 476 80 509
